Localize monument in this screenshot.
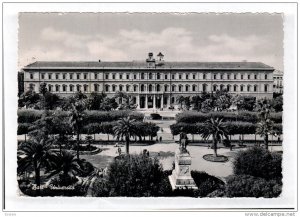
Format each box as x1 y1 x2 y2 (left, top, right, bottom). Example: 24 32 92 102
168 131 198 190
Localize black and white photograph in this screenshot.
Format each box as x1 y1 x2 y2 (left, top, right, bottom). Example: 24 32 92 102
2 2 298 214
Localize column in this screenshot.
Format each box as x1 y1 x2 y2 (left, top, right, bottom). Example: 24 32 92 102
145 95 148 109
137 95 140 109
153 95 156 109
167 95 171 108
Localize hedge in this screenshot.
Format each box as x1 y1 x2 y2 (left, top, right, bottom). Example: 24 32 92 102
18 109 144 124
170 122 283 136
175 111 282 124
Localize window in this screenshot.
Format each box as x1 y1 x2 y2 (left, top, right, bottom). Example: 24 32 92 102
179 74 182 79
214 74 217 79
84 85 88 92
112 74 115 79
186 74 189 79
220 74 223 80
202 84 207 92
77 74 80 79
265 74 268 80
264 84 268 92
126 85 130 92
213 85 217 92
240 85 244 92
157 84 161 92
29 83 34 90
48 74 52 79
141 73 145 80
70 85 73 92
105 74 109 79
241 74 243 80
234 74 237 79
227 74 230 79
233 85 237 92
172 74 175 79
149 73 152 79
254 85 257 92
105 85 109 92
254 74 257 79
48 85 52 92
63 85 66 92
70 73 73 79
179 85 182 92
171 97 175 104
165 74 168 79
141 84 145 92
220 85 224 91
185 85 189 92
30 73 33 79
77 85 81 92
248 74 251 79
157 73 161 79
56 74 59 79
126 74 130 79
41 74 45 79
193 74 196 79
96 73 99 79
164 85 168 92
203 74 206 79
192 85 196 92
247 85 251 92
172 85 176 92
119 74 123 79
84 74 87 79
119 85 123 91
134 74 137 79
94 84 98 92
149 84 152 92
134 85 137 92
62 74 66 79
227 85 231 91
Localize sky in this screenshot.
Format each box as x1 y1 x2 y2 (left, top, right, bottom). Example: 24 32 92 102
18 13 284 70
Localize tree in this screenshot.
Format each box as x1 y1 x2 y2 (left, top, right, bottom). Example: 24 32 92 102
85 135 94 150
87 92 107 110
52 114 72 154
191 95 202 111
176 95 185 109
18 139 56 195
69 101 86 159
234 96 256 111
18 90 40 108
44 92 61 110
99 97 118 111
39 82 48 96
201 117 229 157
113 117 138 154
183 96 191 110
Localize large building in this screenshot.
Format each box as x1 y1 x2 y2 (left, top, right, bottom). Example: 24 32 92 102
273 70 283 94
22 52 274 109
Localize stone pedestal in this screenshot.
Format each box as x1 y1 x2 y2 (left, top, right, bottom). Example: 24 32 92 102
168 149 198 190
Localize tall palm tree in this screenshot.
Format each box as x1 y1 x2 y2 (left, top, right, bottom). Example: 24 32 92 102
113 117 138 154
256 118 274 150
18 139 57 195
69 101 86 159
201 117 229 157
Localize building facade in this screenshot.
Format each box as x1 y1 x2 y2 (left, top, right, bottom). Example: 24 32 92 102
22 53 274 109
273 70 283 94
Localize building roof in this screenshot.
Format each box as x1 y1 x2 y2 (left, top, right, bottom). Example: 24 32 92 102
24 61 274 70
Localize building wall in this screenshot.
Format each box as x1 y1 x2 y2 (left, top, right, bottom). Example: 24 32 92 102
23 69 274 101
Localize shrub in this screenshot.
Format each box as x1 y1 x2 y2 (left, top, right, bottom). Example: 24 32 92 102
105 154 169 197
17 123 32 135
233 147 282 180
225 175 282 198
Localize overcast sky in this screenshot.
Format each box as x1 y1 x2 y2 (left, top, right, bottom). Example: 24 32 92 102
18 13 283 70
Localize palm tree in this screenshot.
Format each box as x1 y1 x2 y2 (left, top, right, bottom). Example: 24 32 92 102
256 118 274 150
176 95 185 110
47 150 83 186
69 101 86 159
201 117 229 157
18 139 57 195
113 117 138 154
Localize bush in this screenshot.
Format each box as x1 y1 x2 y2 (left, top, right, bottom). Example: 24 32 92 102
17 123 32 135
101 154 170 197
225 175 282 198
233 147 282 180
150 113 162 120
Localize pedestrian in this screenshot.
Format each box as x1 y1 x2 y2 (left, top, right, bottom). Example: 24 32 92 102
159 136 162 142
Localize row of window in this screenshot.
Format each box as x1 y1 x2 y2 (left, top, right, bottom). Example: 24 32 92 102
29 83 269 93
29 72 270 80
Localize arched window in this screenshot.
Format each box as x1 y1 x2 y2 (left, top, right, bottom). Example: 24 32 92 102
63 85 67 92
186 74 189 79
220 84 224 91
164 85 168 92
247 85 251 92
240 85 244 92
141 84 145 92
179 85 183 92
185 85 189 92
55 85 60 92
172 85 176 92
203 74 206 79
112 85 116 92
213 84 218 92
233 85 237 92
227 84 231 92
83 85 88 92
264 84 268 92
119 85 123 92
149 84 153 92
69 85 74 92
77 85 81 92
126 85 130 92
48 84 53 92
265 74 268 80
202 84 207 92
227 74 230 80
149 73 153 79
133 85 138 92
192 85 196 92
119 73 123 79
254 85 257 92
156 84 161 92
112 74 116 79
93 84 98 92
105 85 110 92
171 97 175 104
157 73 160 80
141 73 145 80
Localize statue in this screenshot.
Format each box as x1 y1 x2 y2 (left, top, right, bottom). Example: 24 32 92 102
179 129 188 153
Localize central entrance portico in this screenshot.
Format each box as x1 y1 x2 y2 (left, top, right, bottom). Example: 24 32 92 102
139 94 169 109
